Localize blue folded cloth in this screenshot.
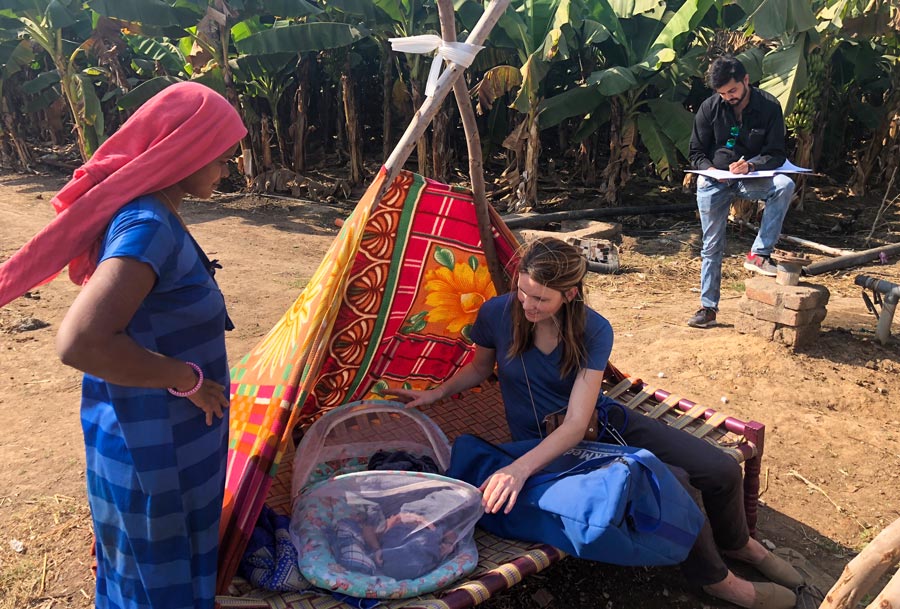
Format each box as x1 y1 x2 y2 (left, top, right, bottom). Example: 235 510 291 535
239 504 310 592
379 521 444 580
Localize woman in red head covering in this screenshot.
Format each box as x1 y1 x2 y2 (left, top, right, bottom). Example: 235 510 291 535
4 81 247 609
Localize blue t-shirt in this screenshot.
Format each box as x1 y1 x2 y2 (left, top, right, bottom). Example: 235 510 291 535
469 292 614 441
82 195 230 466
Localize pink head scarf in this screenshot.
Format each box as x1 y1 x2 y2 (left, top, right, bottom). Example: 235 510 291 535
0 81 247 308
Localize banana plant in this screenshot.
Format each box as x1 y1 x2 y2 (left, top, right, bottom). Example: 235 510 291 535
539 0 715 203
90 0 257 172
232 5 369 181
459 0 583 210
1 0 108 160
816 0 900 195
338 0 441 178
736 0 818 114
0 24 35 169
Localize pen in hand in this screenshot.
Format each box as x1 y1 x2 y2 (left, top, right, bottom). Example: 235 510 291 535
737 155 754 174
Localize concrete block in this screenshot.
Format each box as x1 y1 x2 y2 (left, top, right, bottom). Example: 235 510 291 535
739 297 827 326
743 276 830 311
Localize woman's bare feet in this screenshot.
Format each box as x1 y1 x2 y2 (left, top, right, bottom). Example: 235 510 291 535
724 538 804 588
703 572 797 609
723 537 769 564
704 571 757 607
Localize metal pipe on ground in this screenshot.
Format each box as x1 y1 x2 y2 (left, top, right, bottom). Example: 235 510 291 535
501 203 697 229
854 275 900 345
804 242 900 275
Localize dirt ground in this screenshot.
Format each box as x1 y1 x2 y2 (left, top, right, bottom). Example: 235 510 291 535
1 169 898 609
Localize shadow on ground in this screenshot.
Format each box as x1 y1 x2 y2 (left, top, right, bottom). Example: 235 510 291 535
478 505 846 609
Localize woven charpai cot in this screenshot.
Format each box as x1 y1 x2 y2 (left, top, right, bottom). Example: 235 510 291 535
218 370 764 609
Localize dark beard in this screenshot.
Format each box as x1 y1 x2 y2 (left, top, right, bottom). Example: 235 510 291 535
729 84 749 106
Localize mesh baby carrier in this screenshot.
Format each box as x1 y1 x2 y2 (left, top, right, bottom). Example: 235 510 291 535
289 400 483 599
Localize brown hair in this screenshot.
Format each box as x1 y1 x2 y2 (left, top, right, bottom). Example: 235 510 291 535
507 237 588 378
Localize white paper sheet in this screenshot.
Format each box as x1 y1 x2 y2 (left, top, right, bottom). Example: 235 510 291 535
686 159 812 180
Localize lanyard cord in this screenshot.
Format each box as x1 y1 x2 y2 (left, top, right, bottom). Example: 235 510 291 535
520 355 544 439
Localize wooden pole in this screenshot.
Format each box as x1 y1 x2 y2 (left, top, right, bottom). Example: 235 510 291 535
734 219 852 257
819 517 900 609
374 0 510 214
435 0 509 293
864 567 900 609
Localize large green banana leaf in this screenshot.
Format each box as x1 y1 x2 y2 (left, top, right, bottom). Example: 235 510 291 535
737 0 816 40
760 34 808 113
235 22 368 55
637 112 679 180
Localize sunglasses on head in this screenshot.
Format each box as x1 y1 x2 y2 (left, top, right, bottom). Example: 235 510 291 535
725 125 739 149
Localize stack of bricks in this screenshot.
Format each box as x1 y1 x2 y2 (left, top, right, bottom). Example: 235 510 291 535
735 276 830 350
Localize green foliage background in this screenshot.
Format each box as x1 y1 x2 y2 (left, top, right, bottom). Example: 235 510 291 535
0 0 897 202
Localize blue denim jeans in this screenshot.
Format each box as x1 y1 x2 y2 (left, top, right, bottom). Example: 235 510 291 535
696 174 795 309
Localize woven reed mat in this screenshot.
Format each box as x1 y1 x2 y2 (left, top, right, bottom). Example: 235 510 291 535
217 529 562 609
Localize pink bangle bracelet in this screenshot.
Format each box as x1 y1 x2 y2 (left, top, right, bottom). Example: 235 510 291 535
168 362 203 397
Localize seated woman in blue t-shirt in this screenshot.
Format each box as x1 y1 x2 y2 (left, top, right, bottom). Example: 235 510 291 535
390 237 801 609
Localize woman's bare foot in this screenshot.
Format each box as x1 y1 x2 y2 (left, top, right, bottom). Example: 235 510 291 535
723 537 770 564
723 538 804 588
703 571 757 608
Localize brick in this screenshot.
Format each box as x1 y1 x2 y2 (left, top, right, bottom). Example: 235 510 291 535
775 322 822 350
735 311 822 350
739 298 827 326
735 313 775 339
743 276 830 311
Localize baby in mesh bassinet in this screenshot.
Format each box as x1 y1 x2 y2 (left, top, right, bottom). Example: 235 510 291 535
331 487 464 580
292 470 482 598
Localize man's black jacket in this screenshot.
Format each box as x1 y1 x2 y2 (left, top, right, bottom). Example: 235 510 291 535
689 86 787 171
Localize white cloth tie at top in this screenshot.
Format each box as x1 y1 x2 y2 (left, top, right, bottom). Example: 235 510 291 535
389 34 484 97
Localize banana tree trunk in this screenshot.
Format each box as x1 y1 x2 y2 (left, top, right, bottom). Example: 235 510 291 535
850 87 900 196
576 137 599 184
267 95 288 167
44 97 67 146
56 67 91 161
431 103 450 182
341 65 363 185
381 41 394 161
292 56 311 172
410 80 429 176
1 95 33 170
603 96 637 205
792 130 814 210
524 105 541 208
260 114 274 170
217 9 255 181
320 75 335 154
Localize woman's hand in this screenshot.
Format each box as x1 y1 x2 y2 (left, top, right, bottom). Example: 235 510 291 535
480 462 530 514
186 379 230 425
385 387 444 409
